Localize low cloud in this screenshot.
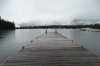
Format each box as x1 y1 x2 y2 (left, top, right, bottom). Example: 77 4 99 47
19 21 40 26
0 0 100 25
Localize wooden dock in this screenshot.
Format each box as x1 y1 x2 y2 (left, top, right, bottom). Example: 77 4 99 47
1 32 100 66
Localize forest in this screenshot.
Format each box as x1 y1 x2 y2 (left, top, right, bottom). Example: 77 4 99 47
19 24 100 29
0 16 15 30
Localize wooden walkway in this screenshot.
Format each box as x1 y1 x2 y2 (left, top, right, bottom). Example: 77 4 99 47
1 32 100 66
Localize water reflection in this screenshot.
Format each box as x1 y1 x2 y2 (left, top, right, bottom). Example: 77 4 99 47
0 29 45 64
58 29 100 56
0 30 15 63
0 30 14 39
0 29 100 64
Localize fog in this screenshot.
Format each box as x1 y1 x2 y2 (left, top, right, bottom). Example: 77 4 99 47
0 0 100 26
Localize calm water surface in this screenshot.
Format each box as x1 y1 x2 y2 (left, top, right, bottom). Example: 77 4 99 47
0 29 100 64
0 29 45 64
58 29 100 56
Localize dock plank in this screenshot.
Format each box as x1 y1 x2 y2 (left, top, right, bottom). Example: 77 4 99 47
1 32 100 66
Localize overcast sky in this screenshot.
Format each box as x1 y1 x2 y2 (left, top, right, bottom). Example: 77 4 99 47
0 0 100 25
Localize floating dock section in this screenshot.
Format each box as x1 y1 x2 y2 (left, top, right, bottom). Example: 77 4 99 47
1 32 100 66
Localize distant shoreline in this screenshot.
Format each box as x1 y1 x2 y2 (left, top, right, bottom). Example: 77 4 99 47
16 24 100 29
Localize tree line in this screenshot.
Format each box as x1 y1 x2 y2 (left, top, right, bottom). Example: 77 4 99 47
19 24 100 29
0 16 15 30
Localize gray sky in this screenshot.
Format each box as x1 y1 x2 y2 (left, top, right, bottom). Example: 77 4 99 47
0 0 100 25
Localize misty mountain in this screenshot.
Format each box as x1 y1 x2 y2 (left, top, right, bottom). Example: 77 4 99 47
19 19 100 27
19 21 40 26
71 19 100 25
52 21 62 25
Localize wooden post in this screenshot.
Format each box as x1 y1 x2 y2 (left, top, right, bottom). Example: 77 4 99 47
22 46 24 49
31 40 33 43
46 30 47 34
55 29 57 33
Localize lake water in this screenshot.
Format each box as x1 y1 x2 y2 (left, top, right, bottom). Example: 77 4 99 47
0 29 100 64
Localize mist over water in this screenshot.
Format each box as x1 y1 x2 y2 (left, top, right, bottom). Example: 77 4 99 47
0 29 100 64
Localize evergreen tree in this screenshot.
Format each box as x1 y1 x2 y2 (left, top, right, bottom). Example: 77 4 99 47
0 16 15 30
